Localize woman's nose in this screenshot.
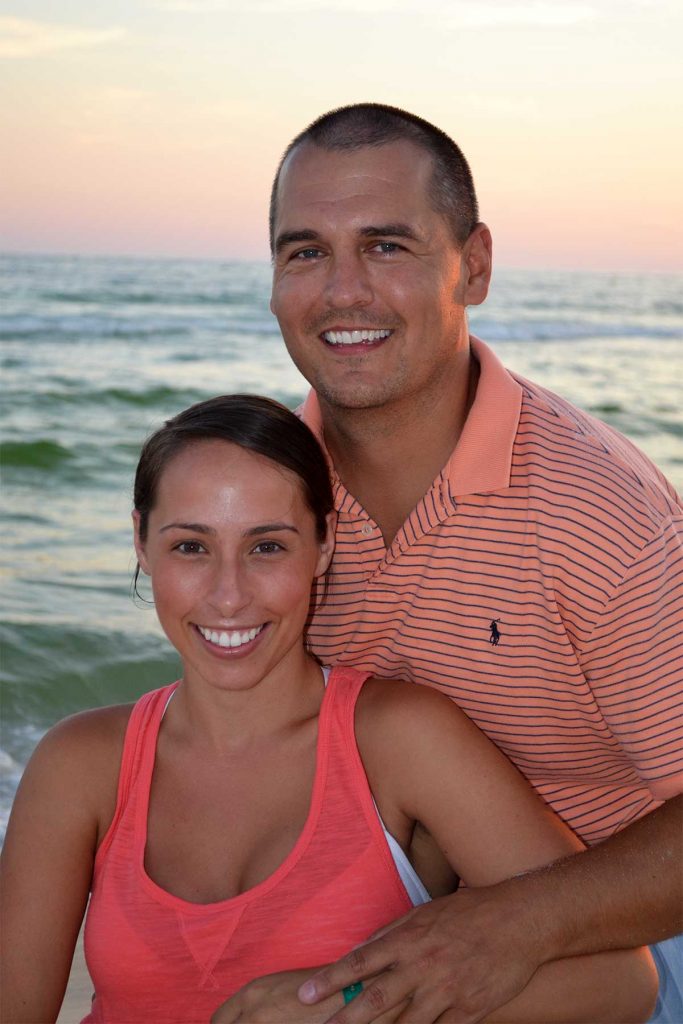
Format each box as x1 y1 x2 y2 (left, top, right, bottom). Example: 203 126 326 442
206 560 250 616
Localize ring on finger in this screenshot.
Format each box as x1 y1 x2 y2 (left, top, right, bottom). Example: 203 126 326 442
342 982 364 1004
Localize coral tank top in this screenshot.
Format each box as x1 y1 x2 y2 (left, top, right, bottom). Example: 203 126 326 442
82 666 413 1023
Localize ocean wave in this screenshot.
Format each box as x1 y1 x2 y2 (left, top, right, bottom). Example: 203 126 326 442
468 317 683 342
0 319 191 342
0 740 38 844
3 385 206 412
40 288 271 308
589 402 623 414
652 301 683 316
0 315 281 343
1 439 73 470
0 747 25 776
0 624 176 842
100 385 203 408
3 318 679 345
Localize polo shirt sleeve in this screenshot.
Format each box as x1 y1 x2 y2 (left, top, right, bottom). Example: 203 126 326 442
579 515 683 801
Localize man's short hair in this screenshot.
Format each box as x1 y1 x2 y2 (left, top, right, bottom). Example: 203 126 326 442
269 102 479 253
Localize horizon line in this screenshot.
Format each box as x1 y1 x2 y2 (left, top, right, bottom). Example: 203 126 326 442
2 248 680 278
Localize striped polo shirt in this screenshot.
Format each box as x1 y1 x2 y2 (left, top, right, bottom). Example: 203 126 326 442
302 337 683 845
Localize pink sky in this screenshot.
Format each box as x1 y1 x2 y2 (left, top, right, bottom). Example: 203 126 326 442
2 2 681 271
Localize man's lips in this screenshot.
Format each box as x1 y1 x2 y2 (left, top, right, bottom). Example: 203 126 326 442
321 328 392 346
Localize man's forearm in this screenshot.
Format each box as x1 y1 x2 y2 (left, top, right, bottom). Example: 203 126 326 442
296 797 681 1024
507 793 683 961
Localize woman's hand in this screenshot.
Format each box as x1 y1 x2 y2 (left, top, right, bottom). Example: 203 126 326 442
211 968 407 1024
211 969 343 1023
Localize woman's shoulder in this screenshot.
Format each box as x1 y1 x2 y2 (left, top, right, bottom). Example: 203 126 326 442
19 702 138 834
7 704 141 856
353 674 480 774
356 674 465 734
36 702 136 764
351 676 491 858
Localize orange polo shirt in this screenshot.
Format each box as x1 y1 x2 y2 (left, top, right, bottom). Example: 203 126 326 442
302 337 683 845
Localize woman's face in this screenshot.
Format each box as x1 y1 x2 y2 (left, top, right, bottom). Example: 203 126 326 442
133 439 334 695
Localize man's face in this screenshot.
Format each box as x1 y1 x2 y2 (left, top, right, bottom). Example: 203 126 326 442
270 139 490 415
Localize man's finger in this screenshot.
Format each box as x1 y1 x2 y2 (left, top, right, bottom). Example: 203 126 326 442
298 944 395 1004
323 975 413 1024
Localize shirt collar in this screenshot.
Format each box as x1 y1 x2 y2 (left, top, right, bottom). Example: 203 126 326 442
445 336 521 495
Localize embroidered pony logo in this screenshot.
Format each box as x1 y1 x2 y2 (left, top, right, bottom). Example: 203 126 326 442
489 619 501 646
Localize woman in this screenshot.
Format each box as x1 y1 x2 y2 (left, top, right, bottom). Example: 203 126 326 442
0 395 657 1024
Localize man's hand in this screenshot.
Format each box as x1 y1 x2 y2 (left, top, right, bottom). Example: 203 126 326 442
297 886 543 1024
298 794 683 1024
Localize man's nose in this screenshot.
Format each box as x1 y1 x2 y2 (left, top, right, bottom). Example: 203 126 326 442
323 253 373 308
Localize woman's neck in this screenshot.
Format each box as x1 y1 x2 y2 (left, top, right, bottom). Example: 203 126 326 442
164 649 325 755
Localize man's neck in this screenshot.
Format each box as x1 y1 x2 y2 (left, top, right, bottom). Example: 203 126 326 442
321 353 479 547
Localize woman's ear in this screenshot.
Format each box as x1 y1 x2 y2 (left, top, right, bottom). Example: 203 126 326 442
314 510 337 578
132 510 151 575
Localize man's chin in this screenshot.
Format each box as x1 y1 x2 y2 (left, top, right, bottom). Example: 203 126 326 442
316 383 396 412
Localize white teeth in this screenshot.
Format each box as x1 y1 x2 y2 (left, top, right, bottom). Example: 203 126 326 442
322 329 391 345
198 624 263 649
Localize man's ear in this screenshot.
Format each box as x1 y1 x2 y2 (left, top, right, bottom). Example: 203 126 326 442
132 510 151 575
463 223 493 307
315 510 337 578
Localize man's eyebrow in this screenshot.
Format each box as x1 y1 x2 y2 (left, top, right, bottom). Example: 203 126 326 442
275 223 422 254
274 229 320 254
359 223 421 241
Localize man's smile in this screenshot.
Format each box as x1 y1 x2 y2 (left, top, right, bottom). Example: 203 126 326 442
321 328 393 347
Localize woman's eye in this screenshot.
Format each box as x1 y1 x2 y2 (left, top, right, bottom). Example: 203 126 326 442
253 541 284 555
175 540 206 555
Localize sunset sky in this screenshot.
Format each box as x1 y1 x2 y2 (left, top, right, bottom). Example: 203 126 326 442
2 0 681 270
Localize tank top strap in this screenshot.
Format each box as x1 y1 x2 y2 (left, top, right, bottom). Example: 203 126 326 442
321 666 372 756
318 666 394 841
321 666 431 909
94 683 179 868
324 664 371 704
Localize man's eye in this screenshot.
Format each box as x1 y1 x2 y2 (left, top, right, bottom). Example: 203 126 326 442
293 248 322 260
372 241 402 254
175 540 206 554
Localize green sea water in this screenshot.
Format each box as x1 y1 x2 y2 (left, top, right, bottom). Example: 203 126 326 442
1 252 682 835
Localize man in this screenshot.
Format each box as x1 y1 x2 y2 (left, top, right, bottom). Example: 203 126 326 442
270 104 682 1022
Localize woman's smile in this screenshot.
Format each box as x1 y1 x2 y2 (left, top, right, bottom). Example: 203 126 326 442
195 622 266 653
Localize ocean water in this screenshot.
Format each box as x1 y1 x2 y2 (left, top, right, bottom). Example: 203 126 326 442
1 252 682 837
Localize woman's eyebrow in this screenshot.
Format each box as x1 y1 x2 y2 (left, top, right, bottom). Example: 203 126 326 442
159 522 215 534
246 523 299 536
158 521 300 536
